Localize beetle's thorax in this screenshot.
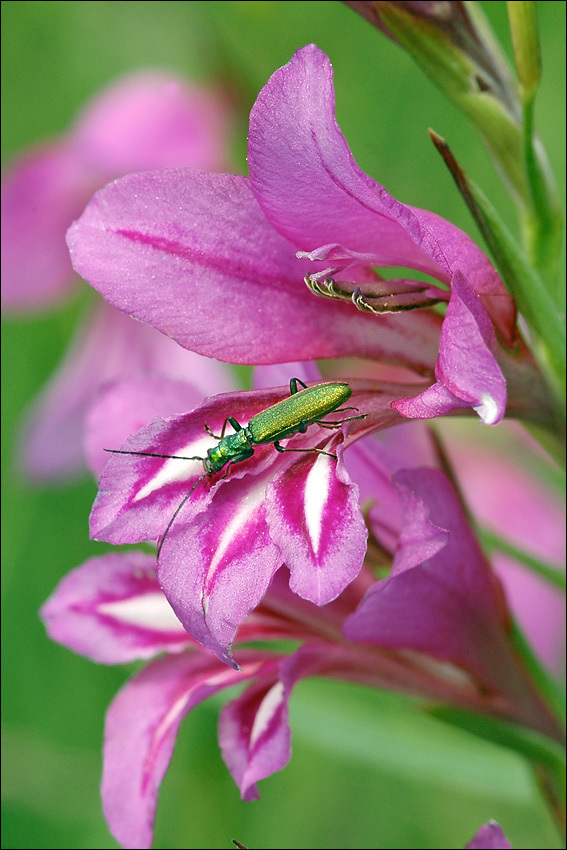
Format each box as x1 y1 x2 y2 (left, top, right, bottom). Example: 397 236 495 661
204 427 254 473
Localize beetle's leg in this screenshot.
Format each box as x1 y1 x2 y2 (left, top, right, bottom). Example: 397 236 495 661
289 377 309 396
315 412 368 428
273 440 338 460
205 416 243 440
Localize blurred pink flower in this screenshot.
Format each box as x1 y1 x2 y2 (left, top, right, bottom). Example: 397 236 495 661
2 70 236 479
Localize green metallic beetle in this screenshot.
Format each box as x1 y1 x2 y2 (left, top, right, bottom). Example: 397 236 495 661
201 378 363 472
105 378 366 554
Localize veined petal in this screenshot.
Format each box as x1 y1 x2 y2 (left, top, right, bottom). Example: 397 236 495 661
393 271 507 424
158 473 283 667
218 675 288 801
102 651 277 849
67 168 443 373
218 641 367 802
40 551 190 663
248 44 513 335
90 412 213 545
344 468 506 679
266 438 367 605
85 374 209 479
89 385 313 545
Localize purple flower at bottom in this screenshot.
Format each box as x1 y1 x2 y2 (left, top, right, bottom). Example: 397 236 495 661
41 455 559 848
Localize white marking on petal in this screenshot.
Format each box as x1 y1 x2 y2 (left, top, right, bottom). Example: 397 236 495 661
250 681 284 747
303 454 332 555
204 483 266 593
133 436 212 501
99 592 183 632
473 393 499 425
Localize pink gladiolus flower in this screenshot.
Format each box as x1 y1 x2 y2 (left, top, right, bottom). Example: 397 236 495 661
41 457 560 848
66 45 550 432
2 71 236 479
64 45 553 673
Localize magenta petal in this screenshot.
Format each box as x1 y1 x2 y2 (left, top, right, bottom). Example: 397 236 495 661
90 386 299 545
218 641 356 802
436 272 507 422
67 168 443 372
90 410 214 545
249 45 445 275
466 821 513 849
344 468 505 680
101 651 273 849
219 674 288 801
1 144 93 310
40 551 190 663
266 441 367 605
158 474 283 666
85 375 205 479
248 45 513 337
393 271 507 424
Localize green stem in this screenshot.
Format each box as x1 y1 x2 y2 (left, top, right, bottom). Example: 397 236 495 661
509 618 566 731
430 130 566 410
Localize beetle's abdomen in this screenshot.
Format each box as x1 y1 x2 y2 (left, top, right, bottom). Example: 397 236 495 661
248 382 351 445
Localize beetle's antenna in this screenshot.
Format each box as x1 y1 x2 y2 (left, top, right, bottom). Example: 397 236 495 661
104 448 205 462
156 471 209 558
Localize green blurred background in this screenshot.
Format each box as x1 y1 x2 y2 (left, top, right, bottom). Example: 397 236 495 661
1 2 565 848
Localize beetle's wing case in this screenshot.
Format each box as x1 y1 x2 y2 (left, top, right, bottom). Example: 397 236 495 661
248 382 352 445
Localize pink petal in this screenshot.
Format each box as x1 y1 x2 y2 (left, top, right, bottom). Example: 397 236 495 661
248 45 513 336
102 651 276 849
2 71 234 313
466 821 512 849
158 473 283 667
266 437 367 604
40 551 191 663
344 468 505 679
67 168 443 372
218 641 368 801
85 375 209 479
90 411 214 545
219 674 288 801
439 420 566 670
89 386 300 544
393 271 507 424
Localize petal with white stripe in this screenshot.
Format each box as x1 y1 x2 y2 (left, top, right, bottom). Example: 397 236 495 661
266 440 367 605
40 551 191 663
158 473 283 666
